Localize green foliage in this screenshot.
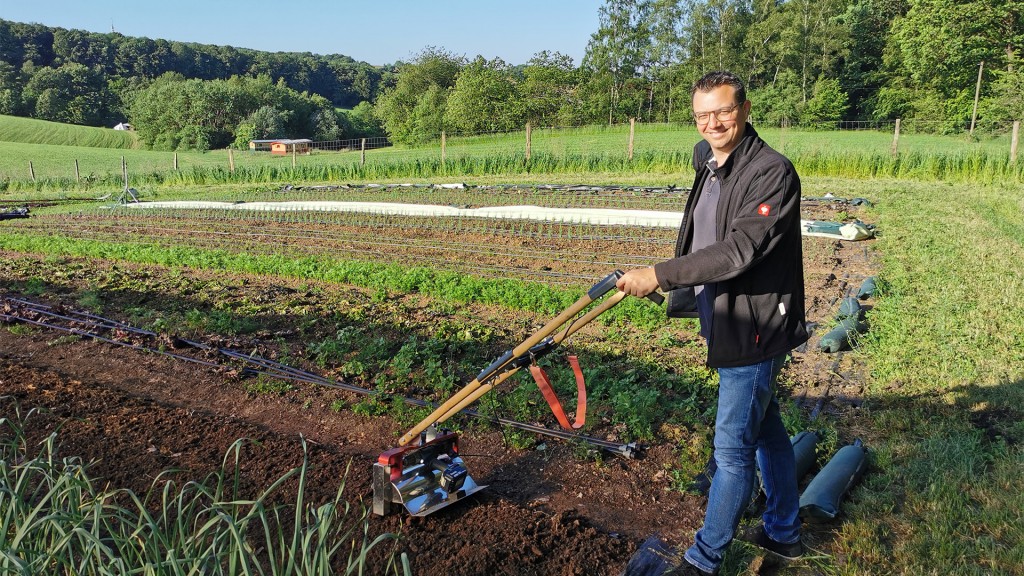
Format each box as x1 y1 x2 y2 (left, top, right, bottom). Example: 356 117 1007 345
444 56 525 135
748 71 803 126
0 17 385 113
0 406 407 575
18 276 47 295
802 78 850 127
977 53 1024 133
6 324 33 335
128 73 333 150
231 121 257 149
311 106 341 141
75 289 103 312
583 0 655 124
244 375 294 396
891 0 1009 99
309 326 362 368
246 105 290 140
870 84 915 122
2 122 1024 193
183 307 260 335
522 51 581 127
373 48 463 145
21 62 117 126
339 101 385 139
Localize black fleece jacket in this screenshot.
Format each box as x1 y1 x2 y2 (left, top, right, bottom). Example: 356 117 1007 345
654 124 808 368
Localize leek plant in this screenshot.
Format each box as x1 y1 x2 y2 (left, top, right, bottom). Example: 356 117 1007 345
0 404 407 575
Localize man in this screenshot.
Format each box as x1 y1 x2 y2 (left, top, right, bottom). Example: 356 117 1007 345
617 70 808 575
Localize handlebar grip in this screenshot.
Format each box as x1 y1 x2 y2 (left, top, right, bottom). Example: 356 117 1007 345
613 269 664 305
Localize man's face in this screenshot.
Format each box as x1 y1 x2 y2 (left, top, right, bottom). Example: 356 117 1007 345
692 84 751 158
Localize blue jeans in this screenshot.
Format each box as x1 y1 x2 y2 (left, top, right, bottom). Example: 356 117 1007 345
684 353 800 573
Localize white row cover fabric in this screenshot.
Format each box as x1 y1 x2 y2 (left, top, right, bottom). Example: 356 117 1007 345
126 201 874 240
128 201 687 228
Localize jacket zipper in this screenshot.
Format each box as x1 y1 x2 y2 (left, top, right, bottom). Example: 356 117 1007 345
745 294 761 347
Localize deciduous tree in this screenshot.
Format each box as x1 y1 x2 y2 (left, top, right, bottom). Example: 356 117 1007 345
374 47 463 144
444 56 524 134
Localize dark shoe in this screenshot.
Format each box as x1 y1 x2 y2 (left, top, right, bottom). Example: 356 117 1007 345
737 525 803 561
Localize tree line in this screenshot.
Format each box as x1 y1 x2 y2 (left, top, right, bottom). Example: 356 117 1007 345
377 0 1022 145
1 0 1021 150
0 18 390 148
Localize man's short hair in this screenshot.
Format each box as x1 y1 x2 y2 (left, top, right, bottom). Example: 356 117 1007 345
691 70 746 104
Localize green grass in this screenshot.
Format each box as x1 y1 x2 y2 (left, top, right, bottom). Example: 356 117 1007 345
1 122 1022 194
0 114 139 149
829 180 1024 575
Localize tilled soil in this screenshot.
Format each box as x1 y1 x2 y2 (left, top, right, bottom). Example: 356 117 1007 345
0 197 878 575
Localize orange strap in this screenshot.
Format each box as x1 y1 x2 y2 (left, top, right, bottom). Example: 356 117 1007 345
528 355 587 430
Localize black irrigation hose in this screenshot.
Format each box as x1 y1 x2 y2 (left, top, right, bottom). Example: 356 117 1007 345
0 296 639 458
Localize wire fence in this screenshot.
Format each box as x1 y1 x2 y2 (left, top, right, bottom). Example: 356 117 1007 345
1 118 1020 186
311 136 390 153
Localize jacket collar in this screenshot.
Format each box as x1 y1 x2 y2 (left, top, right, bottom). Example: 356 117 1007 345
701 123 761 180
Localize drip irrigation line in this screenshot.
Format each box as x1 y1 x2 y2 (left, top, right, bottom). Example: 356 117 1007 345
1 296 639 458
0 312 224 371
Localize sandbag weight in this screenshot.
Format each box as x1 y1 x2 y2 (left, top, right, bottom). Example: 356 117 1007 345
799 439 868 522
818 316 868 352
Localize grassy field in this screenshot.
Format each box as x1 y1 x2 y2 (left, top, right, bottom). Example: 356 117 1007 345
0 114 138 149
1 118 1021 194
837 180 1024 575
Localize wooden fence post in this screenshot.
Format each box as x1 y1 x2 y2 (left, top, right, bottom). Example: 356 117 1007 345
525 122 532 161
360 138 366 166
628 118 636 161
292 145 296 168
1012 121 1020 163
121 156 127 188
890 119 901 156
441 131 447 164
74 159 80 183
29 161 35 182
228 148 235 173
174 152 179 171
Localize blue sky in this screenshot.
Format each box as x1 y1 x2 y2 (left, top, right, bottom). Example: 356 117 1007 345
1 0 604 66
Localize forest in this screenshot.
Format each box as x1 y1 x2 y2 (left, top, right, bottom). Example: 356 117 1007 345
0 0 1021 149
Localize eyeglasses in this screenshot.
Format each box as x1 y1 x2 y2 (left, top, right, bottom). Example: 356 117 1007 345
693 103 741 125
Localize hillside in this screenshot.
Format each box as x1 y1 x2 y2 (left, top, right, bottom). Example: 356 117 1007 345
0 115 139 149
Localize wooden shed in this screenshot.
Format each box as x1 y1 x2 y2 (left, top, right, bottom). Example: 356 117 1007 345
248 139 276 151
270 139 312 155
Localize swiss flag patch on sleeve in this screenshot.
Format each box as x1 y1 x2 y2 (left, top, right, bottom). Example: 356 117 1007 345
757 203 771 216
